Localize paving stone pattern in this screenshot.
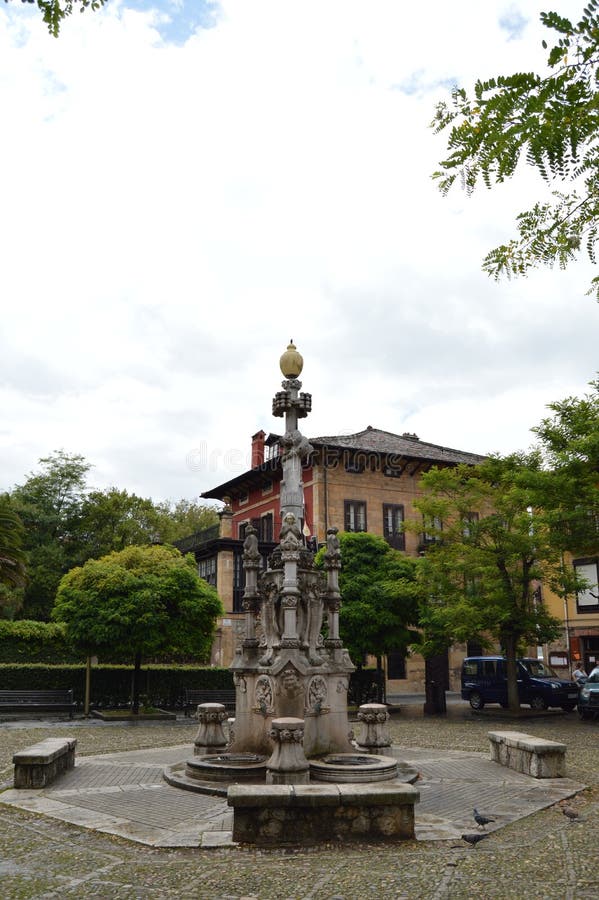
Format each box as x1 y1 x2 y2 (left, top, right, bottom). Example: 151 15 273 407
0 711 597 898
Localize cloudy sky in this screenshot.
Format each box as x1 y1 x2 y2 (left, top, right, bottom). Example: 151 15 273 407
1 0 597 503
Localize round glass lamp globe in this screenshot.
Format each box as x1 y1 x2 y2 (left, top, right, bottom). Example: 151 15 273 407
279 341 303 378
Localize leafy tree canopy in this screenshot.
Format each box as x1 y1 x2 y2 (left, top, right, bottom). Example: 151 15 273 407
533 379 599 554
409 454 573 710
3 0 107 38
3 450 219 621
0 496 27 600
53 544 223 711
432 3 599 298
318 532 421 666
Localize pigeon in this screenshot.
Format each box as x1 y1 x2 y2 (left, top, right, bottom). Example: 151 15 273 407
461 832 490 848
473 808 495 830
561 804 582 822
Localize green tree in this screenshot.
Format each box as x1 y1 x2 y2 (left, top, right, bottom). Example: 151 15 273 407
0 496 27 618
533 380 599 555
410 455 570 712
53 544 223 713
74 489 165 562
318 532 420 698
155 499 220 544
10 451 91 620
432 3 599 298
3 0 107 38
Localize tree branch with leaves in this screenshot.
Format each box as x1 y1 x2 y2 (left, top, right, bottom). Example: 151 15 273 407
432 3 599 298
3 0 107 38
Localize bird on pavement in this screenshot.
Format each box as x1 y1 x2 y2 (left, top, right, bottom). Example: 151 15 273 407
461 833 490 848
561 804 582 822
473 808 495 830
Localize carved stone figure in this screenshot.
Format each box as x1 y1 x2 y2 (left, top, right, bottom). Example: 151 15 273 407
281 428 313 462
279 512 302 549
258 577 282 666
242 525 260 561
278 665 304 700
325 526 341 559
254 676 274 715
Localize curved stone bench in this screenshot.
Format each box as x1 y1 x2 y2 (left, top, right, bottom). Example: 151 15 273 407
228 782 419 845
488 730 566 778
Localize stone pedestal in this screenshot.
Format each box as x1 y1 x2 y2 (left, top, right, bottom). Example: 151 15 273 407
194 703 229 756
356 703 391 753
266 717 310 784
228 782 419 844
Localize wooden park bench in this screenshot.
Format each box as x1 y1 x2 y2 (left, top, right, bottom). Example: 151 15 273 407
13 737 77 788
0 689 77 718
183 689 236 717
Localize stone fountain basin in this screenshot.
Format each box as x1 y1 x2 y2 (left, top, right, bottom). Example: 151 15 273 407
310 753 411 784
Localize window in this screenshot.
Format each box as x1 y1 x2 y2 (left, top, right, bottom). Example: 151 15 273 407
387 651 406 679
422 515 442 544
482 660 496 677
262 479 273 494
238 521 248 540
344 500 367 533
574 558 599 613
239 491 249 506
345 457 365 474
383 504 405 550
198 557 217 586
462 512 479 538
233 551 244 612
463 660 478 676
261 512 274 543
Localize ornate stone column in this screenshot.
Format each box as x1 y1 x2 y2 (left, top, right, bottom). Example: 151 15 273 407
241 525 261 653
266 717 310 784
356 703 391 753
194 703 229 756
323 527 343 651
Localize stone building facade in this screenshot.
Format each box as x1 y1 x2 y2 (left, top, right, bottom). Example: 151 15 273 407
183 426 486 693
539 551 599 678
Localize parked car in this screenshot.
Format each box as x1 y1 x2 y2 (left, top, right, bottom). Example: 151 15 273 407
461 656 579 711
577 666 599 720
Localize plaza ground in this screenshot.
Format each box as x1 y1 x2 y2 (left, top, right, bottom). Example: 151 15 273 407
0 702 597 899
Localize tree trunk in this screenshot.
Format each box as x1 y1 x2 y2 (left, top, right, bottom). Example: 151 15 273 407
375 655 385 703
503 634 520 713
131 651 142 715
423 651 448 716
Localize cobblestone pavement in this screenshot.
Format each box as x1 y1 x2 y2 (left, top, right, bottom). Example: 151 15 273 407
0 707 597 898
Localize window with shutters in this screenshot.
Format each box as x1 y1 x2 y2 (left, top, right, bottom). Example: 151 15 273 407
198 556 217 587
383 503 405 550
261 512 274 542
344 500 367 533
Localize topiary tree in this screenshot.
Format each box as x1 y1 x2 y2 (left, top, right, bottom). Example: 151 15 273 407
53 544 223 713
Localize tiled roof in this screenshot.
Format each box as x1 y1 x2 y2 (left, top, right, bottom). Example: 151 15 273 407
310 427 486 466
201 427 485 499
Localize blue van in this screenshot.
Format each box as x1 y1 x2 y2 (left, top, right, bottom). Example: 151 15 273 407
461 656 578 711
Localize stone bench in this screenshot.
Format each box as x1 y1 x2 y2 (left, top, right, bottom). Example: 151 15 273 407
488 730 566 778
13 738 77 788
228 782 419 845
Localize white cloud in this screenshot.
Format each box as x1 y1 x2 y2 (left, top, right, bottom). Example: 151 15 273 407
0 0 596 501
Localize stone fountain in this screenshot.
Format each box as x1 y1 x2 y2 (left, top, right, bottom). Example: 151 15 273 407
166 343 419 842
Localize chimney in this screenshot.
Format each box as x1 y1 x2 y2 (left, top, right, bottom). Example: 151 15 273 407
251 430 266 467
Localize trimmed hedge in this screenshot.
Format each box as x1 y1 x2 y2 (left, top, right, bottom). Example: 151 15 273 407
0 663 381 710
0 664 234 710
0 620 81 663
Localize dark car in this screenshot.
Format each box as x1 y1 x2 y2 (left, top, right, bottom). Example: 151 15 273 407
461 656 579 711
577 666 599 720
